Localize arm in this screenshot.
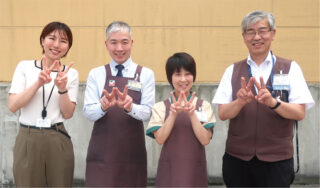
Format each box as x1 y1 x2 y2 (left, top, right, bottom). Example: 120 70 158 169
254 76 306 121
55 63 78 119
9 60 55 113
271 99 305 120
58 93 76 119
127 68 155 121
83 68 107 121
185 93 212 146
218 77 254 121
154 92 183 145
9 80 42 113
154 111 177 145
218 99 245 120
189 112 212 146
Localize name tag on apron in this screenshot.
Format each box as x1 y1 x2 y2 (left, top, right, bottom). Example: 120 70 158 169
36 118 51 128
272 73 290 102
128 80 142 91
273 74 290 90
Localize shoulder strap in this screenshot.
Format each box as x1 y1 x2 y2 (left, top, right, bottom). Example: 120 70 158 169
195 98 203 111
104 64 112 79
134 65 143 81
164 99 171 121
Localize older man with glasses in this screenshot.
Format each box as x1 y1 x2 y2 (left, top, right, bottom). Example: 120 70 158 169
212 10 314 187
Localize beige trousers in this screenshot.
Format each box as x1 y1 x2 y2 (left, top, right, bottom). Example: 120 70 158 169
13 124 74 187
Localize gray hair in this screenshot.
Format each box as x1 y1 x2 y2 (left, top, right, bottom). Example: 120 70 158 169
241 10 276 33
106 21 132 40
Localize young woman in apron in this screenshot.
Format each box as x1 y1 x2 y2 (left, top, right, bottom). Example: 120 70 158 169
146 52 216 187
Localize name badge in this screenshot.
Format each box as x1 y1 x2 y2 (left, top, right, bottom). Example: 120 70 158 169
273 73 290 90
128 80 142 91
36 118 51 128
195 110 208 123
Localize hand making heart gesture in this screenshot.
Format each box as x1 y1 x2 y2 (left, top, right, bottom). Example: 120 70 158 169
38 57 57 86
170 91 196 115
100 87 117 111
237 77 254 106
182 91 196 115
54 61 74 92
253 76 274 107
115 85 133 112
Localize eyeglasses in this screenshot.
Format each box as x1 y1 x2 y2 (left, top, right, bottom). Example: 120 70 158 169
244 29 272 38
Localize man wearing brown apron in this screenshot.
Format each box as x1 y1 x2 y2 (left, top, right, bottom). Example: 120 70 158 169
83 21 155 187
212 11 314 187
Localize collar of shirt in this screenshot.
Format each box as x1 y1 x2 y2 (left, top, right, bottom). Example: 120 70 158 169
246 51 277 86
110 58 132 76
246 51 276 69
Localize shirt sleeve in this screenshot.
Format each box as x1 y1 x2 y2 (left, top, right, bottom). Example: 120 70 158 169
9 61 26 94
212 64 234 107
201 100 216 130
66 68 79 103
127 67 155 121
146 102 165 138
83 68 106 122
288 61 315 110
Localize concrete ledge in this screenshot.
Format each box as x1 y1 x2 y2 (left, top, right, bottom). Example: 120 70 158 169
0 83 319 184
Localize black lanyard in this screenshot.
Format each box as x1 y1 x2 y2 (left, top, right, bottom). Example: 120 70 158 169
248 51 275 91
41 60 56 119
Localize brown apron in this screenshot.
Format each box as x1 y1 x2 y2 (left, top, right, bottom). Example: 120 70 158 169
155 98 208 187
85 64 147 187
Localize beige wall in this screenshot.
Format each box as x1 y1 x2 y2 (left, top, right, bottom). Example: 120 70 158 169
1 0 319 82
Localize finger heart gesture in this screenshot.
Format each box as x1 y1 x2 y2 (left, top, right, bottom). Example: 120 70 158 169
115 85 133 112
38 57 56 86
253 76 274 106
100 87 117 111
170 91 196 115
54 61 74 92
236 77 254 105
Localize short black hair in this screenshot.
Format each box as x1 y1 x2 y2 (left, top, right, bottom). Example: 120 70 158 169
165 52 196 87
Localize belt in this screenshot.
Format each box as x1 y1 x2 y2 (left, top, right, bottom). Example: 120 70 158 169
20 122 71 139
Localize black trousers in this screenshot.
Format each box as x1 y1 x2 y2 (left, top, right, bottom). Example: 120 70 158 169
223 152 295 187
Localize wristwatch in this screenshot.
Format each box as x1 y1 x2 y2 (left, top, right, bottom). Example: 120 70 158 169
270 97 281 110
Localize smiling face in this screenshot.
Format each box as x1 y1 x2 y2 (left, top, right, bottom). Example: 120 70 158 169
41 30 70 62
242 19 276 62
172 68 194 97
105 30 133 64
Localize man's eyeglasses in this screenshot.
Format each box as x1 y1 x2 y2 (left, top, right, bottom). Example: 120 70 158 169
244 29 272 38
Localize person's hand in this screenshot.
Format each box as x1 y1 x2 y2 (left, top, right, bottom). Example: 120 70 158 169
37 57 56 86
169 91 185 115
100 87 117 111
253 76 275 107
182 91 196 115
116 85 133 112
236 77 254 106
54 62 73 92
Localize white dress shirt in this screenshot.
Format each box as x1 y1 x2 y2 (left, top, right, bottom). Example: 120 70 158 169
83 58 155 122
212 51 315 110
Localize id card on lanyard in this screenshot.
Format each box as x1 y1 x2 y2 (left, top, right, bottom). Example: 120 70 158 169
36 59 55 128
273 71 290 102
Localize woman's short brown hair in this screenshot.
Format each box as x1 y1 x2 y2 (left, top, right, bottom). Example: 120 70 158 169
40 21 73 58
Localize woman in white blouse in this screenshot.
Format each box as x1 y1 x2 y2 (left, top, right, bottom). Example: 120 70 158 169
8 21 79 187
